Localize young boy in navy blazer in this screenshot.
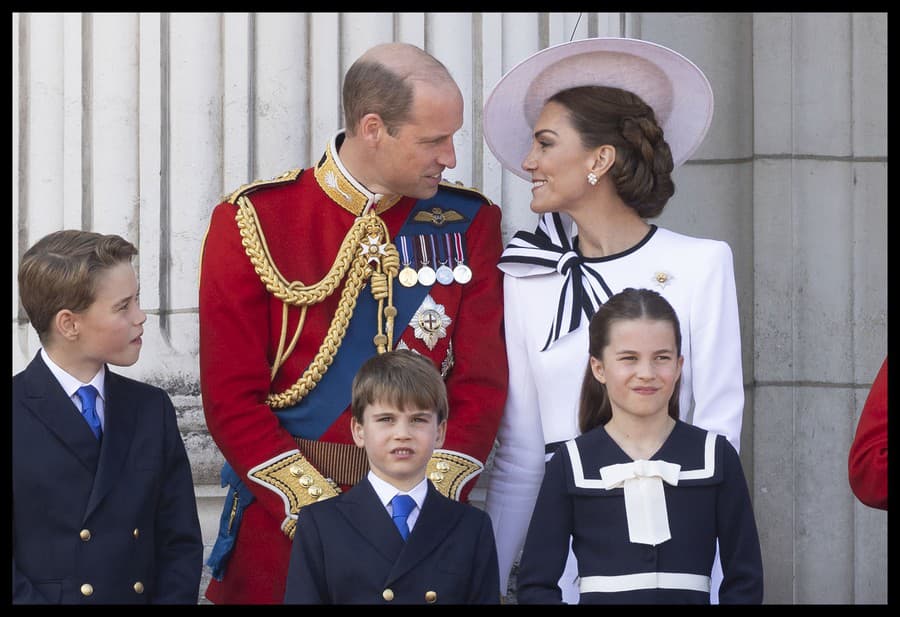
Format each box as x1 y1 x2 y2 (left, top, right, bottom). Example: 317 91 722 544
13 230 203 604
283 349 500 604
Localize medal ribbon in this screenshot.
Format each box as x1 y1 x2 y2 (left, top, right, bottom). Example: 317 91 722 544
431 234 444 267
399 236 412 267
444 234 454 266
418 235 431 268
453 232 467 267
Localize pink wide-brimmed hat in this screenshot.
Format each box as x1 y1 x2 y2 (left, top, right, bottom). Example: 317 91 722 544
483 37 714 180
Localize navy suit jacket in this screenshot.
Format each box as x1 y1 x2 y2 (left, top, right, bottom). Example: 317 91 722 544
283 477 500 604
12 352 203 604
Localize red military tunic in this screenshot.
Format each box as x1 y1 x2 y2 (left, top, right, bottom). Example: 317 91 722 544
848 357 888 510
199 132 508 604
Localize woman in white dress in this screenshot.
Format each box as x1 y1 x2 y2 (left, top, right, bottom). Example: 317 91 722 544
482 37 744 604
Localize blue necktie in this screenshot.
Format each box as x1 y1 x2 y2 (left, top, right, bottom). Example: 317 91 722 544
391 494 416 541
76 385 102 440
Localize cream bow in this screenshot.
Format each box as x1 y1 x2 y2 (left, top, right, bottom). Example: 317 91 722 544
599 459 681 546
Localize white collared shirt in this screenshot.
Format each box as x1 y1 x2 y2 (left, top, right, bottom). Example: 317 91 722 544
41 348 106 429
367 471 428 532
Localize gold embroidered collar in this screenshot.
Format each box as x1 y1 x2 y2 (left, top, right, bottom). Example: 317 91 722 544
314 131 402 217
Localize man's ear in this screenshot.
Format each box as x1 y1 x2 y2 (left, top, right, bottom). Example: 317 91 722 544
358 112 385 144
350 415 366 448
55 309 80 342
434 419 447 449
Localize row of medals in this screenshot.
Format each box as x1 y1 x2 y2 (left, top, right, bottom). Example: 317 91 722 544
396 233 472 288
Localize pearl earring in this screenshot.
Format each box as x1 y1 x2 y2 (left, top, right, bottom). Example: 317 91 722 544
587 172 598 186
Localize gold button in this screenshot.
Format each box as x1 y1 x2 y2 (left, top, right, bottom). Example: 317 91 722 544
425 590 437 603
382 588 394 602
308 486 323 497
429 471 445 483
133 528 140 539
299 475 313 488
436 461 450 473
79 529 91 541
81 583 94 597
289 465 302 477
133 581 144 594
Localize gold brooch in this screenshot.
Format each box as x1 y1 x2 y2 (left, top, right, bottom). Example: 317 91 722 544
652 271 674 289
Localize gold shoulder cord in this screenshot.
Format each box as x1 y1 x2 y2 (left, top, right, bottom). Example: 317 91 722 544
233 195 399 409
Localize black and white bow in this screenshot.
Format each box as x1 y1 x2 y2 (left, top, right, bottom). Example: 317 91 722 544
498 212 613 351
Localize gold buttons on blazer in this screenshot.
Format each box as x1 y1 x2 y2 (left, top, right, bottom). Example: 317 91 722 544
79 529 91 541
382 588 395 601
133 581 145 594
81 583 94 597
133 528 140 538
425 590 437 603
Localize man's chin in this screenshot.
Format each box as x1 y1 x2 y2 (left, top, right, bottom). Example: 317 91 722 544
414 185 440 200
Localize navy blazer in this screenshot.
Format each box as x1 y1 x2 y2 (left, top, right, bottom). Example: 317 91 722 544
12 352 203 604
283 477 500 604
517 421 764 604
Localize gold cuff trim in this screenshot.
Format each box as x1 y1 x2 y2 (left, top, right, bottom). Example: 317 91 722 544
248 452 342 539
282 516 297 541
426 449 484 501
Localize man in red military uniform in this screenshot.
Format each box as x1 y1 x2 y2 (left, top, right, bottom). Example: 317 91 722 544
199 42 508 604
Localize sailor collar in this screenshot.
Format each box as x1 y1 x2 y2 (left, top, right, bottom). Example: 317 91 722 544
314 130 402 217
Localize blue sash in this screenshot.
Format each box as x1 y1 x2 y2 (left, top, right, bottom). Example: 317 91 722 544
275 187 482 437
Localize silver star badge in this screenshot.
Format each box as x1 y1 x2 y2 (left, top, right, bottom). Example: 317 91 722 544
409 295 451 350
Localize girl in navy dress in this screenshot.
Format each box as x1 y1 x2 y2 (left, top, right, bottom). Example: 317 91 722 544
515 288 763 604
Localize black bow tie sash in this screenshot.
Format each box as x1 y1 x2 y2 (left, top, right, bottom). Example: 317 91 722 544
499 212 614 351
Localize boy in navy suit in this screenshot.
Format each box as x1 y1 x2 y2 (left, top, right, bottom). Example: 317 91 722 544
283 349 500 604
13 230 203 604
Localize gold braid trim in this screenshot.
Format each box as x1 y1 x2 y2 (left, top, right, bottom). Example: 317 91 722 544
233 196 399 409
426 449 484 501
247 451 342 540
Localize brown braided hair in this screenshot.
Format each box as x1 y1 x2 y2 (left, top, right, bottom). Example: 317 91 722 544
548 86 675 218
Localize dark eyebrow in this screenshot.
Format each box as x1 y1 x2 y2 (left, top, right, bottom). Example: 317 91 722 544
534 129 558 139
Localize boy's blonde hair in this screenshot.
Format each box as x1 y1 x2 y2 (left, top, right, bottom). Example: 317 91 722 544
351 349 448 424
18 229 138 344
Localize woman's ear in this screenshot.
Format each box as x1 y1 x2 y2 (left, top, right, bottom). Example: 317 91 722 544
592 144 616 176
590 356 606 384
